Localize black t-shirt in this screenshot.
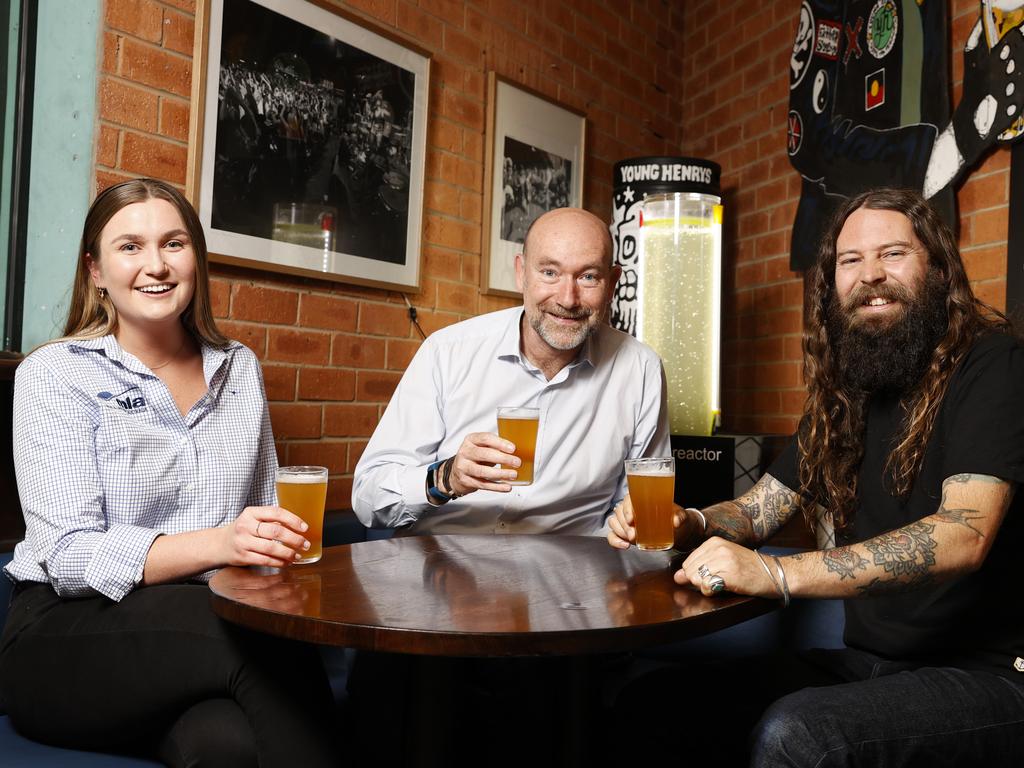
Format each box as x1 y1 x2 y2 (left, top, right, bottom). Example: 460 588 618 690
770 333 1024 678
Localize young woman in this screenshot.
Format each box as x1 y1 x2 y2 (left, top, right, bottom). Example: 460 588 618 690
0 179 338 767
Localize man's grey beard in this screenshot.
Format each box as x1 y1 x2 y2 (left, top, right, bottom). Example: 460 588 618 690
826 270 949 394
528 304 599 351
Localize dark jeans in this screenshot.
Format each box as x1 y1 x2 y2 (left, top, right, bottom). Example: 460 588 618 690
752 648 1024 767
0 582 340 767
613 647 1024 767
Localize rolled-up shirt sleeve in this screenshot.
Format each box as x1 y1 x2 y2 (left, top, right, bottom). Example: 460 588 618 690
13 357 162 600
352 339 446 529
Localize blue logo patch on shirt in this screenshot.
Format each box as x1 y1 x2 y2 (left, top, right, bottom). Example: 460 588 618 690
98 387 147 412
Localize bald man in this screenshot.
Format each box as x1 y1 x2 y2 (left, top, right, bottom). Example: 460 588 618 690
352 208 670 535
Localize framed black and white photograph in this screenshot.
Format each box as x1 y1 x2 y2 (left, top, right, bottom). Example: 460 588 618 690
481 73 586 297
187 0 430 291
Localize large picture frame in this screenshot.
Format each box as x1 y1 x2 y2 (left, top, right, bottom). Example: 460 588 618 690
480 73 586 297
187 0 430 291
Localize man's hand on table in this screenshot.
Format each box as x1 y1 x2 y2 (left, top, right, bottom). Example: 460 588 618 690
677 538 781 599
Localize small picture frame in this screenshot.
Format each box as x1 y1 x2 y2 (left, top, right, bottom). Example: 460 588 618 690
480 73 586 297
187 0 430 291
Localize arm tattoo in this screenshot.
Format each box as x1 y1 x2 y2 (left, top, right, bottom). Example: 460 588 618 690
934 507 985 536
822 548 869 580
944 473 1002 486
733 475 798 540
936 474 1000 537
856 520 937 595
703 503 748 543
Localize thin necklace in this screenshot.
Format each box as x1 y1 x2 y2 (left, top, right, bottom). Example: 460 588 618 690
146 336 190 371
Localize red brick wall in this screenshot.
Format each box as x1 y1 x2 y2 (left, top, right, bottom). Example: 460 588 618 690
96 0 686 508
682 0 1014 435
97 1 1017 496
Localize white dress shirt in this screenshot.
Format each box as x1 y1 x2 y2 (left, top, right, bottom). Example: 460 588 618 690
352 306 670 535
4 336 276 601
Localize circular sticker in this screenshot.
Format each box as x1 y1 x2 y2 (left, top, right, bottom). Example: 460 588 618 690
787 110 803 156
867 0 898 59
790 1 815 90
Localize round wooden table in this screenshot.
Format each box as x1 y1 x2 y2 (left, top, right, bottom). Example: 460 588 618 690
209 534 776 657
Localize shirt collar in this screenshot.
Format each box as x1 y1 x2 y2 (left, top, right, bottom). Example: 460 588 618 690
495 307 599 371
68 334 239 384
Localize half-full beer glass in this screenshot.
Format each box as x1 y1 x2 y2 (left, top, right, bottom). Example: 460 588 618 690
496 407 540 485
625 457 675 551
276 466 328 564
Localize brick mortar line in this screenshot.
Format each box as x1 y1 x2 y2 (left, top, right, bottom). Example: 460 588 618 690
102 26 194 64
100 73 191 105
117 128 190 151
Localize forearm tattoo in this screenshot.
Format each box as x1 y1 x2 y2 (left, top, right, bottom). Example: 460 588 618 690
855 520 937 595
732 475 798 540
822 548 868 580
701 501 748 543
817 474 1004 597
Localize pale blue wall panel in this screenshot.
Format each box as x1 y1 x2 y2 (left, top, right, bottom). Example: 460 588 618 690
22 0 100 349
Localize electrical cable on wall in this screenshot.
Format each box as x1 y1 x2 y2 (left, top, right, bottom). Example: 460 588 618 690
400 293 426 340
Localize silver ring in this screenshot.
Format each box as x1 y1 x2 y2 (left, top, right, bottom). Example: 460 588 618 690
255 521 264 539
697 564 711 579
707 575 726 594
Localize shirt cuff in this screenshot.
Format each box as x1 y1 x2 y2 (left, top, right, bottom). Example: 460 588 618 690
399 463 435 519
84 524 164 602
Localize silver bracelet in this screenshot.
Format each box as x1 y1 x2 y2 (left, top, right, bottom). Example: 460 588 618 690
769 554 791 608
685 507 707 536
754 549 783 600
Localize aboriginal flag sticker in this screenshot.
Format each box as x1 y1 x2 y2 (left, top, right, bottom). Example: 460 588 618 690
865 68 885 111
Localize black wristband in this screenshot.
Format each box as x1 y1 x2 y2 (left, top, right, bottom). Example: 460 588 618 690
426 459 453 504
441 457 460 498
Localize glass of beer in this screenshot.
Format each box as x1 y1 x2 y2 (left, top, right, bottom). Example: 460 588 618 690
275 466 328 564
624 457 675 551
496 406 540 485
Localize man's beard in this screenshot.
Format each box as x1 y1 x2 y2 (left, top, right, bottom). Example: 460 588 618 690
526 302 600 351
826 270 949 394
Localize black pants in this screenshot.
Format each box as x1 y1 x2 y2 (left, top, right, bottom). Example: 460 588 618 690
0 582 340 767
612 648 1024 767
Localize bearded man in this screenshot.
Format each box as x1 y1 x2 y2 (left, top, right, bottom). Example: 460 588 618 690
609 188 1024 766
354 207 670 535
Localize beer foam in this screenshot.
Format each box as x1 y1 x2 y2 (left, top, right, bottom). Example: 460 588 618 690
277 473 327 484
628 470 674 477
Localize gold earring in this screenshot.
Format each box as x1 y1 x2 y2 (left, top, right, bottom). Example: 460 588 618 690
97 287 106 299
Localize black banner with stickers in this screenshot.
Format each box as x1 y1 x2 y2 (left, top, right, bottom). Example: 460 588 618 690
787 0 953 270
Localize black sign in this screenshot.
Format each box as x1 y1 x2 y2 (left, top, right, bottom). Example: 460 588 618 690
670 434 735 509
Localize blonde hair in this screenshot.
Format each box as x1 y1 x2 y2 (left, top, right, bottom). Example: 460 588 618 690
63 178 228 346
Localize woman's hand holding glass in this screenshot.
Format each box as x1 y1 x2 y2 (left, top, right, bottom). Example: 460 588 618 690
221 505 311 568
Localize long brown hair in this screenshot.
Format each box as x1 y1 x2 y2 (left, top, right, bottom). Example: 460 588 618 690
63 178 227 346
798 188 1010 532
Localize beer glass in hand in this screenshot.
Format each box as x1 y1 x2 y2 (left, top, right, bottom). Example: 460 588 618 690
496 407 540 485
624 457 675 551
276 466 328 564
